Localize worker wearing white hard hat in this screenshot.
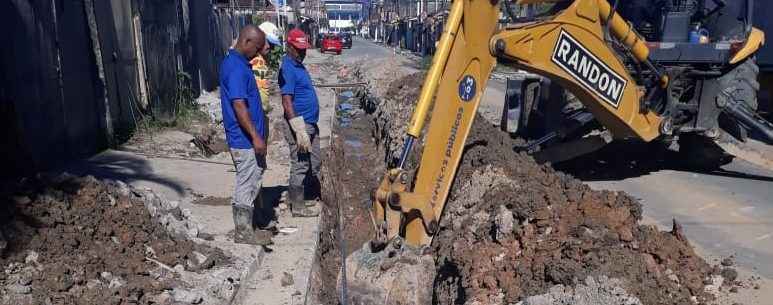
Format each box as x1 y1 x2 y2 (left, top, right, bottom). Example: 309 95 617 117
248 22 281 146
259 22 281 46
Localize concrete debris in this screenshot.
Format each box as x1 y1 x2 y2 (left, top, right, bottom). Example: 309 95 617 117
173 288 204 304
108 277 126 289
23 252 38 265
704 275 725 298
5 284 32 295
722 268 739 282
281 272 294 287
0 175 233 305
196 90 223 124
721 257 735 267
261 270 274 280
520 276 642 305
340 242 435 305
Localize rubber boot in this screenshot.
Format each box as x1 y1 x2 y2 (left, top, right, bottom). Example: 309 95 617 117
232 205 273 245
305 199 319 208
304 176 322 208
290 186 319 217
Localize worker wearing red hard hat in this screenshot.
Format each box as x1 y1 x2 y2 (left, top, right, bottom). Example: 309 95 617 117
279 28 320 217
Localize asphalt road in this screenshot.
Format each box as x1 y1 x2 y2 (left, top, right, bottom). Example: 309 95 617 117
343 36 773 281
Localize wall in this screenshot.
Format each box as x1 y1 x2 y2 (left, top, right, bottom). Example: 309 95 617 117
0 0 243 179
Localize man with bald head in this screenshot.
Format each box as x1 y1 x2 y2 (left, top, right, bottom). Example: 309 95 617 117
220 25 273 245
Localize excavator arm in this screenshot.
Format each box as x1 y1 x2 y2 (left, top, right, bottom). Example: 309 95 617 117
372 0 499 248
372 0 667 248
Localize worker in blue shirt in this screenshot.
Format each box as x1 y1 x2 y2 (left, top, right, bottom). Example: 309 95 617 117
279 29 321 217
220 25 273 245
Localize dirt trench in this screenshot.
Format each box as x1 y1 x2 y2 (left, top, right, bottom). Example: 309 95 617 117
309 65 737 305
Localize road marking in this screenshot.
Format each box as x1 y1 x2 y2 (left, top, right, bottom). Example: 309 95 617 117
755 233 772 241
698 203 718 211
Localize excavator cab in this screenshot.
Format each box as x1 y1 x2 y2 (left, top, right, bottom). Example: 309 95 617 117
502 0 771 167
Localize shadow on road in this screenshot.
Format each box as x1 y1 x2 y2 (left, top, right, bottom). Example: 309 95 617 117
253 185 287 228
54 151 187 197
553 141 773 182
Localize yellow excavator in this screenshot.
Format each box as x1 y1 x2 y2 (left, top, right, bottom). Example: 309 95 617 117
344 0 768 303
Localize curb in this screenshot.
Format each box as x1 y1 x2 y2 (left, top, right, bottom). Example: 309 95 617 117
228 246 266 305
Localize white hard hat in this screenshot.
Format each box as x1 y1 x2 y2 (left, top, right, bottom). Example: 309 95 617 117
259 22 281 45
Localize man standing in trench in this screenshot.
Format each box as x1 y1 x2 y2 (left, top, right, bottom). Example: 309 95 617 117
220 25 273 245
280 29 320 217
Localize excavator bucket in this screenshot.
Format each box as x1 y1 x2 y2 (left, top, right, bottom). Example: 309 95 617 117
338 241 435 305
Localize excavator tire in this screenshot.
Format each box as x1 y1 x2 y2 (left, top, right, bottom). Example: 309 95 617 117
679 58 760 170
718 58 761 140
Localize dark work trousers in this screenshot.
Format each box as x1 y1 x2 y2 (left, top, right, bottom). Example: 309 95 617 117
283 120 321 204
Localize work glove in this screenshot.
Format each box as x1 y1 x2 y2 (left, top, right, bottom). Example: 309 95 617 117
289 116 312 153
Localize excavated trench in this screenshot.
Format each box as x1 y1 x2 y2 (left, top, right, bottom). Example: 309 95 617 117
309 69 739 305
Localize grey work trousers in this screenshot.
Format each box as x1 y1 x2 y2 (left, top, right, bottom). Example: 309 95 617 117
284 120 321 199
230 148 266 208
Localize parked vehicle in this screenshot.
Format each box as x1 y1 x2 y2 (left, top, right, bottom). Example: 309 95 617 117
320 34 343 55
340 32 353 49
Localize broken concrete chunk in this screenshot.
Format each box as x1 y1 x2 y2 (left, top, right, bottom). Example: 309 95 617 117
494 205 515 241
100 272 113 281
114 180 132 197
342 242 435 305
172 288 204 304
13 269 34 286
6 284 32 294
703 275 725 298
108 277 126 289
522 276 642 305
187 251 214 271
24 251 38 265
721 268 738 282
161 200 180 211
193 251 208 265
260 269 273 280
281 272 294 287
721 257 735 267
86 279 103 290
149 291 173 304
174 264 186 273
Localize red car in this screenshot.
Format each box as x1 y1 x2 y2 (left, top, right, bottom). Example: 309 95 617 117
320 34 343 55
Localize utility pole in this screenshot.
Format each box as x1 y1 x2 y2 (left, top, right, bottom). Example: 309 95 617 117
274 0 284 47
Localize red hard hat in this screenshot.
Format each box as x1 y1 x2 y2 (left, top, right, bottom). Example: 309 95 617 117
287 28 310 49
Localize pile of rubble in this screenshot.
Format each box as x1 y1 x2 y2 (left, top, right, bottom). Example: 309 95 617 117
0 174 237 305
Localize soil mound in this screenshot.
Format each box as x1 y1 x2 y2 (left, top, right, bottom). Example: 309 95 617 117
432 118 713 305
0 175 228 305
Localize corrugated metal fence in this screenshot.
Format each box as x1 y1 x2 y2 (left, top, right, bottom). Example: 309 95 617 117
0 0 245 179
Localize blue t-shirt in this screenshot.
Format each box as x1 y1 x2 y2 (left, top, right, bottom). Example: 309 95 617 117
219 49 266 149
279 55 319 124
